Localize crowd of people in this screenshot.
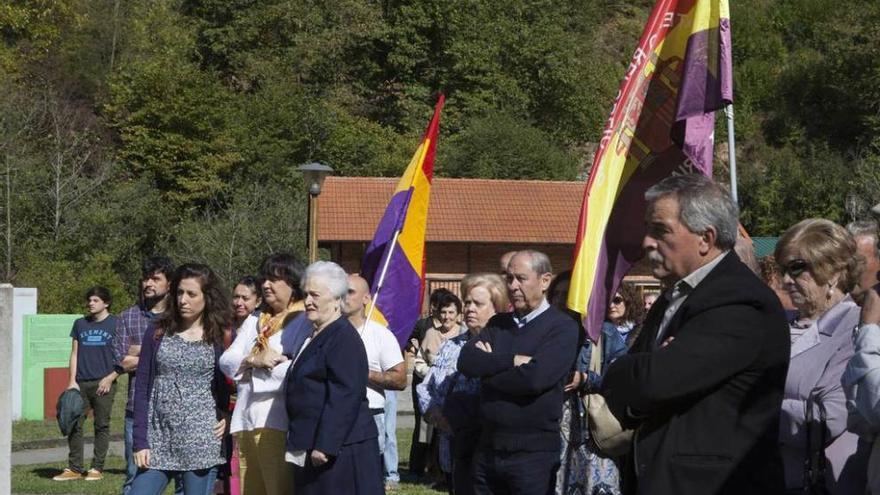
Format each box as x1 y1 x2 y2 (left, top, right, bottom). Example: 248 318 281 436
51 173 880 495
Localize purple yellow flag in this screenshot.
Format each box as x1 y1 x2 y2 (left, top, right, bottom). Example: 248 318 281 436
567 0 733 341
360 95 444 347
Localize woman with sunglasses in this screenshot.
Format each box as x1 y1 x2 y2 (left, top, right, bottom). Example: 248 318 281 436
605 282 645 348
774 219 867 494
549 271 627 495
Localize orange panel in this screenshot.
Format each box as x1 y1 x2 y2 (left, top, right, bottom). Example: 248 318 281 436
44 367 71 420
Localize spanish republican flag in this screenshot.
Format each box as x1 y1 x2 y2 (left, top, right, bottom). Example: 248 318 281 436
567 0 733 341
360 95 444 347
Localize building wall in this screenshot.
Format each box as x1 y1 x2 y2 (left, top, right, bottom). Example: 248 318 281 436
325 240 659 312
327 241 576 276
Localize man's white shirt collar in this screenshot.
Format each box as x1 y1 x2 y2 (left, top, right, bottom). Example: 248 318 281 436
513 298 550 328
657 251 729 343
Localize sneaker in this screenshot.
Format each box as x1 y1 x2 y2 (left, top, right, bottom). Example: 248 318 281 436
384 480 399 492
84 469 103 481
52 469 82 481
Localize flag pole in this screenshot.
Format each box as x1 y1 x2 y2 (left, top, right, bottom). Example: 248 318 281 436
362 184 416 333
363 227 403 332
725 104 738 205
360 94 443 337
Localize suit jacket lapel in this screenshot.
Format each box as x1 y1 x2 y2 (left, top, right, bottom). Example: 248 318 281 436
652 253 742 346
291 318 337 373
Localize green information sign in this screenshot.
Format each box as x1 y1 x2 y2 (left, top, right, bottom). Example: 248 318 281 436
22 315 78 420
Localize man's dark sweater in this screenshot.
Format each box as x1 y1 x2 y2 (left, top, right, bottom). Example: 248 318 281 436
458 305 579 452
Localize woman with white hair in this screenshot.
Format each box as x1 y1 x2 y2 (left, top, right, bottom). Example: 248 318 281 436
283 261 382 495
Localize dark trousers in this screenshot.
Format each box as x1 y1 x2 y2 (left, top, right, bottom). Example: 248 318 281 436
68 379 116 472
472 448 559 495
409 376 429 475
453 455 476 495
294 437 384 495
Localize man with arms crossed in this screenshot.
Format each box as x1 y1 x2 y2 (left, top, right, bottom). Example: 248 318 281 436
458 250 579 494
600 174 790 494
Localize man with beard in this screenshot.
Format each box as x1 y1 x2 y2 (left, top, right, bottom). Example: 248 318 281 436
110 256 175 494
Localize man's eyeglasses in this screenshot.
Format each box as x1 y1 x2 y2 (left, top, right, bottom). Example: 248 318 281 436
610 296 625 305
780 259 809 278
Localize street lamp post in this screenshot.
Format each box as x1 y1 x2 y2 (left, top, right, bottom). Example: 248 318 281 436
298 162 333 263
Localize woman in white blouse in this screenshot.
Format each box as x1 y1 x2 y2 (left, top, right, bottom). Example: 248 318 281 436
219 253 311 495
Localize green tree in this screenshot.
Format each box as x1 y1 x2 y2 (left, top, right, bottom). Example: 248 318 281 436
439 111 579 180
162 180 308 285
16 251 132 314
104 0 242 209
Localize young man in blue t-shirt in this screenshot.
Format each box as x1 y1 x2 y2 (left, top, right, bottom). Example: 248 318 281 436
53 287 119 482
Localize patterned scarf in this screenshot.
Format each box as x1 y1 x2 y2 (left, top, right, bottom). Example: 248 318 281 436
250 300 304 355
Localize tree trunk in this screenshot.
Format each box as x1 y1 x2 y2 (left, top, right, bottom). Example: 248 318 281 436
53 136 63 243
4 156 10 281
109 0 121 72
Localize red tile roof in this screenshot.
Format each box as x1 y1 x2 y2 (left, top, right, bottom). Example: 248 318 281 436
318 177 584 243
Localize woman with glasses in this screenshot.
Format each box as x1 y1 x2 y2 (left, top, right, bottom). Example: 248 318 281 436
412 291 466 486
605 282 645 348
550 271 628 495
774 219 867 494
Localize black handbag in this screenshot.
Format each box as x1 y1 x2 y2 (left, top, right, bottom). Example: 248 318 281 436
802 395 831 495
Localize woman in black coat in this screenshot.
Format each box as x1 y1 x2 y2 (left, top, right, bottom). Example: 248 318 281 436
284 261 382 495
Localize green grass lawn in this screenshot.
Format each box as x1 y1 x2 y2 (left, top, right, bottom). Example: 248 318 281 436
12 424 444 495
12 457 151 495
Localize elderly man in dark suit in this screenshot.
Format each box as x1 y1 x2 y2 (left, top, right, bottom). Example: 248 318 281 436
600 174 790 495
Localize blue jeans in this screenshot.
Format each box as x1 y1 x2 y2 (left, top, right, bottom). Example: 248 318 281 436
130 466 218 495
124 412 183 495
124 412 137 494
383 391 400 483
373 412 386 456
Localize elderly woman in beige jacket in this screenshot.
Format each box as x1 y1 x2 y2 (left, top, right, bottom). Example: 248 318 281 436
775 219 869 494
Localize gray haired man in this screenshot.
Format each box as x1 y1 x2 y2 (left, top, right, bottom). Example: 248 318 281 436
600 174 790 495
847 220 880 297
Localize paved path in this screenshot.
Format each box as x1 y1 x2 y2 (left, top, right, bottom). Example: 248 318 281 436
13 440 125 466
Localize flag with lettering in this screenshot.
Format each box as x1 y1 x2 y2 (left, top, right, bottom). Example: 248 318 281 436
567 0 733 341
360 95 444 347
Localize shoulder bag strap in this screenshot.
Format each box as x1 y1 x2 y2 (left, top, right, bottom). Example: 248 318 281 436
590 330 604 376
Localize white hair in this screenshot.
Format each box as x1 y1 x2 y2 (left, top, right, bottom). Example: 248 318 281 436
848 220 880 259
302 261 349 299
512 249 553 276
